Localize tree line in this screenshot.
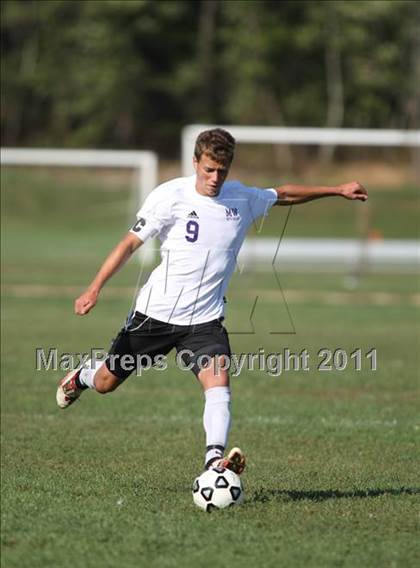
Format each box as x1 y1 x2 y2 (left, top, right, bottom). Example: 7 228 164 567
2 0 419 157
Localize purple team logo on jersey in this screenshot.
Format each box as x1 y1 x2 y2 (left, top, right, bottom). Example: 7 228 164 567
225 207 240 220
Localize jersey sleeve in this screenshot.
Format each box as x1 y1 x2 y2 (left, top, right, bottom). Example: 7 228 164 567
246 186 278 221
129 187 174 242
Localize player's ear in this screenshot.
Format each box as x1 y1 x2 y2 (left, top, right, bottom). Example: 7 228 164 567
193 156 198 172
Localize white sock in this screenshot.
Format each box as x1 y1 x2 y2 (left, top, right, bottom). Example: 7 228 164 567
78 358 105 390
203 386 231 467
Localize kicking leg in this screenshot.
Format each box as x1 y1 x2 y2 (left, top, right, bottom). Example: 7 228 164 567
80 360 121 394
56 357 122 409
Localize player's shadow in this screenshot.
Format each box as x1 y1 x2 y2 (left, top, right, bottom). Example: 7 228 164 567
250 486 420 504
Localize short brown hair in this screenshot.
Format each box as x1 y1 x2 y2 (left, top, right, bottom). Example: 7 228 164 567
194 128 236 165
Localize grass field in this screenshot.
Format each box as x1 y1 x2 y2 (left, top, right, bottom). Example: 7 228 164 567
1 168 420 567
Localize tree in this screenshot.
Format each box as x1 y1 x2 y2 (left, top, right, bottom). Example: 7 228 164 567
2 0 418 155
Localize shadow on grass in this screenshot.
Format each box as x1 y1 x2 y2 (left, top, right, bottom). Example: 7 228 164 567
250 486 420 504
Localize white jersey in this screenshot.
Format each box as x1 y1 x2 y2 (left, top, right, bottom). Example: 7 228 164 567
130 175 277 325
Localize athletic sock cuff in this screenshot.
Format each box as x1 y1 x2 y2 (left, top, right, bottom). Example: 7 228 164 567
204 386 231 403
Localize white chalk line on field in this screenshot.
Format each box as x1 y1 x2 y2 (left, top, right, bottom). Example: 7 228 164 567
3 412 418 430
2 284 420 307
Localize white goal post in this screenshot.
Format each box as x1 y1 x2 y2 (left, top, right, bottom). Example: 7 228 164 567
182 125 420 175
182 125 420 270
0 148 158 262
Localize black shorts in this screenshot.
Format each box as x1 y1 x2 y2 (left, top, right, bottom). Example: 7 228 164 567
106 311 231 380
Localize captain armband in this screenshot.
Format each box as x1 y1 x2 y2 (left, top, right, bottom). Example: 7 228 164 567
130 216 160 242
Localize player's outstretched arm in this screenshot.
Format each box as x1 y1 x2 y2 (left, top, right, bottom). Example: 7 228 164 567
275 181 368 205
74 233 143 316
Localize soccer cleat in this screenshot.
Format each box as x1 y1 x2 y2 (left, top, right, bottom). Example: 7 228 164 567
56 369 83 409
210 447 246 475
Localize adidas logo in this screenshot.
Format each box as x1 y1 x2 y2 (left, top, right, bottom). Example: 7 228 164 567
187 210 199 218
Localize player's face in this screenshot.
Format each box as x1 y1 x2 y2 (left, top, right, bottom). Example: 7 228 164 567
194 154 230 197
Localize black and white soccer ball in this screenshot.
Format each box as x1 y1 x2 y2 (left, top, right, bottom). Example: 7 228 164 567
192 467 244 511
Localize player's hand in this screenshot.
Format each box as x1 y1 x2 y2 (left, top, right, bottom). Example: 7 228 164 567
74 288 99 315
339 181 368 201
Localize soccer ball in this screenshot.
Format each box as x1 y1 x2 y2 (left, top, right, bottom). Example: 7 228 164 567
192 467 244 512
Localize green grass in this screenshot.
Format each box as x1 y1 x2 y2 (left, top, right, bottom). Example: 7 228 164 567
2 294 419 568
1 168 420 567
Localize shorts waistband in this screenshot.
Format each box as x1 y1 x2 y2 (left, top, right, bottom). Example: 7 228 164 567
134 311 224 326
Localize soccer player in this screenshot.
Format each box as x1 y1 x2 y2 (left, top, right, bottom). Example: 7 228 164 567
56 128 367 475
